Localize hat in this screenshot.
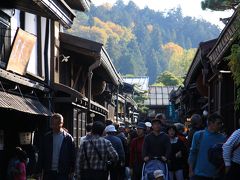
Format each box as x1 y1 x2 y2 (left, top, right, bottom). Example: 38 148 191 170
105 125 117 133
136 122 146 129
153 170 164 178
145 122 152 128
191 114 202 126
151 118 161 123
174 123 184 133
155 113 166 120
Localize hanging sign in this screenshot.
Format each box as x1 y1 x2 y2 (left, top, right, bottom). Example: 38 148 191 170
6 28 36 75
19 132 34 145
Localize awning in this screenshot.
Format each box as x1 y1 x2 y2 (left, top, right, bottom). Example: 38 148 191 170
51 82 108 116
0 91 52 116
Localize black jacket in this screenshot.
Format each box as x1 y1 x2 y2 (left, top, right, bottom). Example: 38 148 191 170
38 130 76 174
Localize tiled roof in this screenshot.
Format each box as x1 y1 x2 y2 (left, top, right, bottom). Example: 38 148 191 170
144 86 178 106
123 76 149 91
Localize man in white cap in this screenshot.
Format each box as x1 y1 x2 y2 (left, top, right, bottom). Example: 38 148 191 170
145 122 152 135
105 125 125 180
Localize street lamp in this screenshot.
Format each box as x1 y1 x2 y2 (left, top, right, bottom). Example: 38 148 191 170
90 113 95 122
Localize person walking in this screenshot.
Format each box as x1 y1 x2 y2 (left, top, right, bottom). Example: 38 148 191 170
36 113 76 180
142 118 171 180
76 121 119 180
116 125 129 179
145 122 152 135
174 123 189 180
129 122 146 180
80 123 92 146
167 125 187 180
155 113 169 133
7 147 27 180
104 124 125 180
222 128 240 180
188 113 227 180
187 114 204 151
142 118 171 162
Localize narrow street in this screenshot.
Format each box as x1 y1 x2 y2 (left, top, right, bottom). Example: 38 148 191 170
0 0 240 180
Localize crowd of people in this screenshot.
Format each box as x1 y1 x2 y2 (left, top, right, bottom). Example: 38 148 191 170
6 112 240 180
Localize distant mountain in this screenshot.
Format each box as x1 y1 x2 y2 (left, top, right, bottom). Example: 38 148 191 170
66 0 221 83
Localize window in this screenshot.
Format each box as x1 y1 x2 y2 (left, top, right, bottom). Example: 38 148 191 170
0 10 11 68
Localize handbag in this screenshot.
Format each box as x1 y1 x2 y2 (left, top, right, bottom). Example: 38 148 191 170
89 140 115 171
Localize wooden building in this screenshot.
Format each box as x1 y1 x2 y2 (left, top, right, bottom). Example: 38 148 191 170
144 85 178 122
206 8 240 134
54 33 123 147
171 39 217 122
116 82 139 124
0 0 90 178
171 7 240 134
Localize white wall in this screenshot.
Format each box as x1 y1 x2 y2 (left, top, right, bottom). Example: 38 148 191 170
25 12 37 75
10 10 20 43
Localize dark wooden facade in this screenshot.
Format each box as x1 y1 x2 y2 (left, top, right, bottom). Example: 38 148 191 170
53 33 122 146
183 39 217 117
206 8 240 134
0 0 90 178
116 82 139 124
171 7 240 134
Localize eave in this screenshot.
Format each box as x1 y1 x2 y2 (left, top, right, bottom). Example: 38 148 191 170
1 0 75 28
207 8 240 68
59 32 122 86
184 39 217 87
64 0 91 11
51 82 108 116
0 69 49 92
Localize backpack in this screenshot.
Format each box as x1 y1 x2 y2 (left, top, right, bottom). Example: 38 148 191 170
208 141 240 170
7 158 20 180
207 143 224 169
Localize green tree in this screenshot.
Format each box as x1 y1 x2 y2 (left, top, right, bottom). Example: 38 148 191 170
156 71 183 86
134 91 149 115
66 2 220 83
201 0 239 11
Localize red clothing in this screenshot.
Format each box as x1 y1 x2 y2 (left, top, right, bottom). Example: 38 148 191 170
177 134 188 148
14 162 26 180
129 136 144 167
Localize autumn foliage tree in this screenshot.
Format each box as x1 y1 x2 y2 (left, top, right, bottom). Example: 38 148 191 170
66 1 219 83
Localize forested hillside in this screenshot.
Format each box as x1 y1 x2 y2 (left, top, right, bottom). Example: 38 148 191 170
66 0 221 84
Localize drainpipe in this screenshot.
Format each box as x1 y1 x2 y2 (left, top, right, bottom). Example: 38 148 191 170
115 86 119 123
88 59 101 122
44 19 51 129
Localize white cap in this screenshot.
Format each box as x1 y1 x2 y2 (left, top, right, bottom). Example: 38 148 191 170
145 122 152 128
105 125 117 133
153 170 164 178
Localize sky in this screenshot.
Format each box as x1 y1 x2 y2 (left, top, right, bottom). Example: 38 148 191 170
91 0 234 30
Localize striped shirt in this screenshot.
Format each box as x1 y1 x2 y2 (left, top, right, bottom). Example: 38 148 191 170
75 135 118 174
223 129 240 166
